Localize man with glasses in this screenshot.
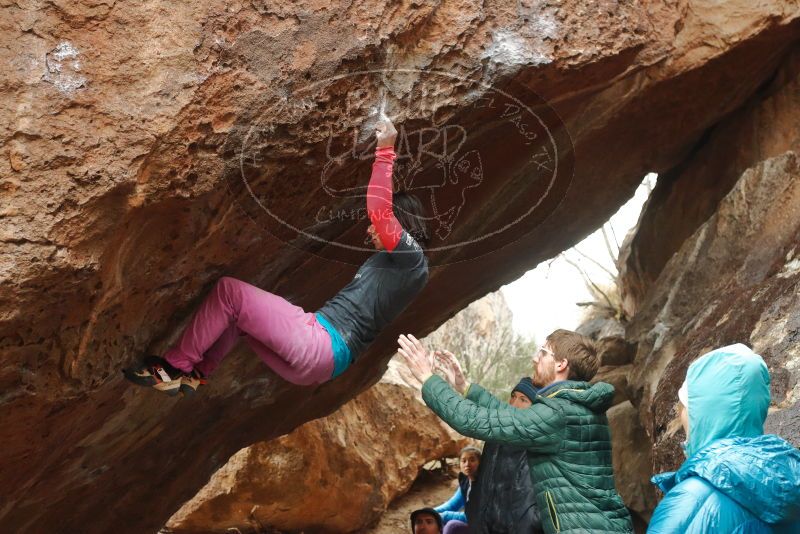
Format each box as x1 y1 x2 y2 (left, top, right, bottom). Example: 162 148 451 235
398 329 632 534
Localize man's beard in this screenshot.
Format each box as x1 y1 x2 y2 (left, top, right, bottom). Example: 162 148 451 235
532 361 556 388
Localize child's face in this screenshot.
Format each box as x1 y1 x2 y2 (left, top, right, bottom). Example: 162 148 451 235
414 513 441 534
460 452 480 480
509 391 532 408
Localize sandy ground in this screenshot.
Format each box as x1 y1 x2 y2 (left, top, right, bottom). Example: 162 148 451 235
160 464 460 534
363 466 459 534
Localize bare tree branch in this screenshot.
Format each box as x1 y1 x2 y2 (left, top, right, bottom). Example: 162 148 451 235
576 301 618 313
571 246 617 279
562 255 615 311
601 224 619 260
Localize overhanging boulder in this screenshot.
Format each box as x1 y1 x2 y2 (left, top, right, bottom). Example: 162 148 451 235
2 1 799 531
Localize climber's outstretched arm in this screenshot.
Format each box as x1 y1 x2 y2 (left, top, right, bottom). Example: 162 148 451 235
367 117 403 251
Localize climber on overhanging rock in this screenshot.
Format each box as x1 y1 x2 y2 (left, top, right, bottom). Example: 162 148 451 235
123 115 430 396
398 330 634 534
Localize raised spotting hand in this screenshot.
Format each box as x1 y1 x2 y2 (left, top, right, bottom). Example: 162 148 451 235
435 349 469 395
397 334 433 383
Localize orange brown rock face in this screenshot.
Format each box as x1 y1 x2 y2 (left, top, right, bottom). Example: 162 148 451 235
622 46 800 475
1 0 799 532
165 375 469 533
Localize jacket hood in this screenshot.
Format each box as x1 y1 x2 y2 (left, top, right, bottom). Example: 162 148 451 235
653 435 800 524
684 343 770 457
543 381 614 413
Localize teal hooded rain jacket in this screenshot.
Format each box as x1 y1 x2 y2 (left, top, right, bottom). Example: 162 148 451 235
647 344 800 533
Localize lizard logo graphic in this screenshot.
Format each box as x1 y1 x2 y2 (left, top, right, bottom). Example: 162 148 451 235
235 69 572 266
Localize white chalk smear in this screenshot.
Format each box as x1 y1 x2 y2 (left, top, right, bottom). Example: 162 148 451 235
484 29 552 67
43 40 87 94
376 85 389 121
378 96 388 121
52 41 79 62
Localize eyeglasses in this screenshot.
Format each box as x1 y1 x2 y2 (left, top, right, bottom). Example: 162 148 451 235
533 346 555 362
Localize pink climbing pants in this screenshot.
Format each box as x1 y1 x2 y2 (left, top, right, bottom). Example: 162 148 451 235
164 277 334 386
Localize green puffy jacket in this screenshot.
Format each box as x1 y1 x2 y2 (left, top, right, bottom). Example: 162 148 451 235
422 375 632 534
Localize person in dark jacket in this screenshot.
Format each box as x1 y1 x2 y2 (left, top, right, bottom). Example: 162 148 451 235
411 508 443 534
467 377 544 534
647 344 800 533
398 329 633 534
434 445 481 533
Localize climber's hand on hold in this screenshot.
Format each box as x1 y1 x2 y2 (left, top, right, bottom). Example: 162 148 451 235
376 115 397 149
